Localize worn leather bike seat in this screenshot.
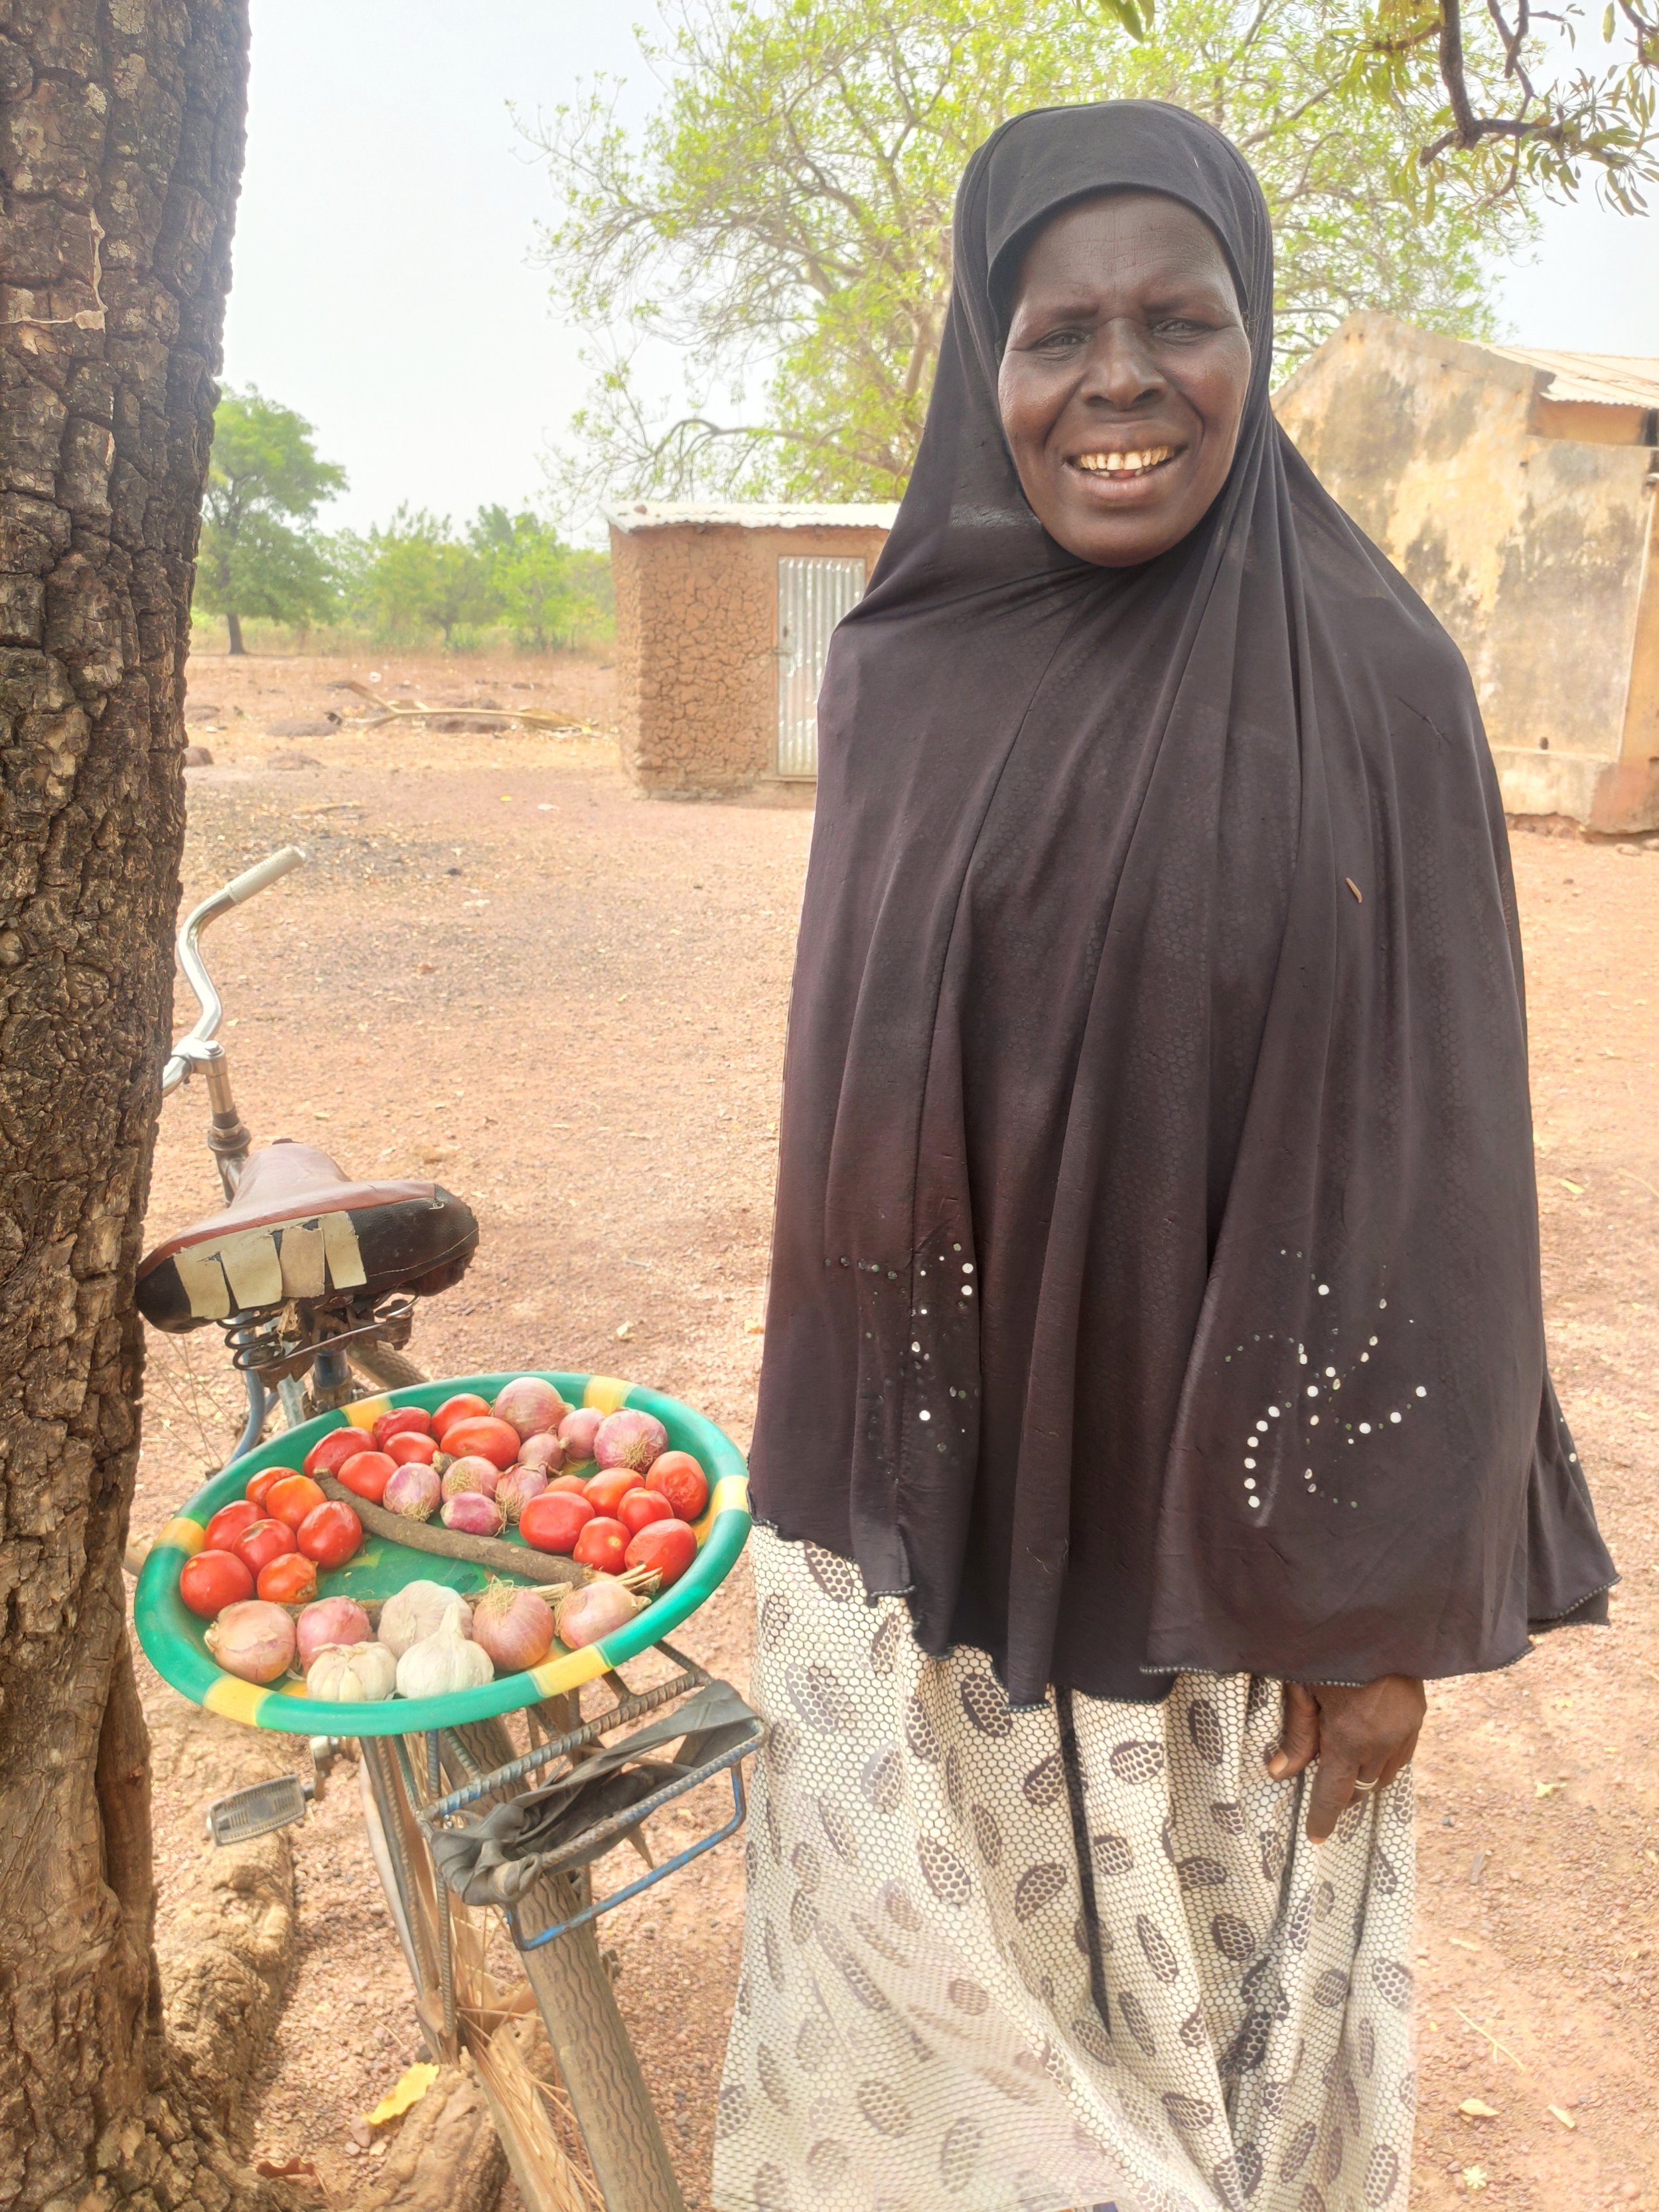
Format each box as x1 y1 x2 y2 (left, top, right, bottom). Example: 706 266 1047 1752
136 1140 478 1331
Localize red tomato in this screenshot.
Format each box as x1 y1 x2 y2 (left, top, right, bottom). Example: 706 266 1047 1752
244 1467 284 1510
373 1406 434 1448
434 1392 491 1434
624 1517 697 1589
257 1552 317 1603
385 1430 439 1467
204 1499 261 1552
438 1414 521 1469
303 1428 373 1481
266 1473 328 1530
584 1467 644 1517
180 1548 253 1619
645 1451 709 1522
297 1499 363 1568
233 1517 297 1577
335 1449 394 1504
547 1473 589 1495
571 1515 629 1574
618 1488 673 1536
520 1491 595 1554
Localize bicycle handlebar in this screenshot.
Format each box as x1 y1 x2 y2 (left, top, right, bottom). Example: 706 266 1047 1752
161 846 307 1094
224 846 306 906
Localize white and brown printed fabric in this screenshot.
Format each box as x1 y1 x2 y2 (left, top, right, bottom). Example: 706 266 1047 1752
715 1531 1417 2212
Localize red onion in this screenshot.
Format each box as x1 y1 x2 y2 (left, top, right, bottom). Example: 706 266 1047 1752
384 1462 441 1522
297 1595 372 1668
441 1491 504 1537
494 1465 549 1523
470 1578 555 1671
557 1408 604 1465
205 1599 297 1684
442 1453 500 1501
518 1432 565 1474
594 1408 669 1474
492 1376 569 1441
553 1577 644 1650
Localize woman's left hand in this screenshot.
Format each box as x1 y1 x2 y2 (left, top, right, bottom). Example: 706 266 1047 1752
1267 1676 1427 1842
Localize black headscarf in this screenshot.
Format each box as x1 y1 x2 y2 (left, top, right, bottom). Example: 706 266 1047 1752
750 99 1614 1708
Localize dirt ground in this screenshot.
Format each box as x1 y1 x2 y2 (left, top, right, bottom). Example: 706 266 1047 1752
129 645 1658 2211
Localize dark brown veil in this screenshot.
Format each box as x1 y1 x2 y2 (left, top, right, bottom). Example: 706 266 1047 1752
750 100 1613 1707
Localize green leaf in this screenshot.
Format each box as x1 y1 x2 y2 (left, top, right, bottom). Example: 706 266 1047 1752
524 0 1641 508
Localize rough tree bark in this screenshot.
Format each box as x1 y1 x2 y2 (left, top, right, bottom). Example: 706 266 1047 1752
0 15 510 2209
0 3 265 2201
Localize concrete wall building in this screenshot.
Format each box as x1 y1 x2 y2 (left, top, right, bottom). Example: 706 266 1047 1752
607 503 897 797
1275 316 1659 832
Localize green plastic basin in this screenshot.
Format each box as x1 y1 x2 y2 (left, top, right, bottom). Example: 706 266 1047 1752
133 1371 751 1736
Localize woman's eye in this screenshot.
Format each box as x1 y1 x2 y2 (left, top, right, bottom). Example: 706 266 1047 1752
1153 317 1208 338
1035 329 1084 352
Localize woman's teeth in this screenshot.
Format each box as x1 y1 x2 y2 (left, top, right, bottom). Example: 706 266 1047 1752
1073 447 1176 476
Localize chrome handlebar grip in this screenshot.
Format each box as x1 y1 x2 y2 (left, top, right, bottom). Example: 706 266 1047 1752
224 846 305 906
161 847 306 1093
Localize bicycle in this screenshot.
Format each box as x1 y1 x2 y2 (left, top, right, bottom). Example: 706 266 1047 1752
131 849 760 2212
141 844 465 1447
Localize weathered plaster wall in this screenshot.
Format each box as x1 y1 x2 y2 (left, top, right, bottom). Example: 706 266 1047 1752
1275 317 1650 776
609 521 890 796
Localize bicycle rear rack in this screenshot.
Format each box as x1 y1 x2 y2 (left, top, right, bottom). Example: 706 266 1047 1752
419 1643 763 1954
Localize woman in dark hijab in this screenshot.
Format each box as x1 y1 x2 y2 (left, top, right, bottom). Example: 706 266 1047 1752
715 100 1613 2212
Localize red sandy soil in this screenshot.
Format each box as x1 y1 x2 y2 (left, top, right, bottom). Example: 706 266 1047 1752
130 646 1659 2209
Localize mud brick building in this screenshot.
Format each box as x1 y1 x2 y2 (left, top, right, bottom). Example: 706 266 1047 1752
607 503 897 797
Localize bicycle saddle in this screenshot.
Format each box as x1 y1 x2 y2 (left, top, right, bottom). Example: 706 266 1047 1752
136 1140 478 1331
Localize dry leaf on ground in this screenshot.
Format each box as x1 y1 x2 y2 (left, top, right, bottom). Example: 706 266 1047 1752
367 2060 440 2126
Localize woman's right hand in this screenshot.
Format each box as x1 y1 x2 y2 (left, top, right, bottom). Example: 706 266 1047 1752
1267 1675 1425 1842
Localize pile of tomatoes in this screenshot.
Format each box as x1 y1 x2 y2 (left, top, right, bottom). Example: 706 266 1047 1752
293 1400 458 1506
295 1385 711 1594
179 1471 363 1620
518 1453 707 1587
178 1379 714 1636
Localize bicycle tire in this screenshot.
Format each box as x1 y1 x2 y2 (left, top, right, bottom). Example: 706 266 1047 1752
347 1339 428 1391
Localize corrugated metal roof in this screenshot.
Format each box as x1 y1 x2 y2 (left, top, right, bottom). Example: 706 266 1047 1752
1488 346 1659 409
607 501 900 533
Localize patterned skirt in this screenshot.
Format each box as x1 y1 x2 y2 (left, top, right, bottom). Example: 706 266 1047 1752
713 1530 1416 2212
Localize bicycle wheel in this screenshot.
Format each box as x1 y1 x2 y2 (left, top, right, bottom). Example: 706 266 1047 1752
348 1339 427 1391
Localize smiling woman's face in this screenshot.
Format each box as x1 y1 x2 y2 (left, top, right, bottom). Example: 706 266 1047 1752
997 190 1252 567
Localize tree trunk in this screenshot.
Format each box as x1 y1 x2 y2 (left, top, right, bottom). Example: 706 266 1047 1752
1 23 516 2212
226 607 244 654
0 4 261 2201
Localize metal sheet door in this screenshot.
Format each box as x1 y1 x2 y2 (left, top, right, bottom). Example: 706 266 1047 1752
776 556 866 776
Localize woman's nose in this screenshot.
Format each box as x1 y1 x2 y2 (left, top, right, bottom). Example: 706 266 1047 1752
1080 319 1166 409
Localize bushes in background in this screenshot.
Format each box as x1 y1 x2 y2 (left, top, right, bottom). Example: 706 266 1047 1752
192 390 611 656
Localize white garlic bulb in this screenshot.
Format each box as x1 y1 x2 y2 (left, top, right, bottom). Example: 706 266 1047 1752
306 1641 397 1704
395 1604 494 1700
378 1578 472 1659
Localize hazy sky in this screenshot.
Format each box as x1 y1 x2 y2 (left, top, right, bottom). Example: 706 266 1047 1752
224 2 1659 535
